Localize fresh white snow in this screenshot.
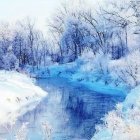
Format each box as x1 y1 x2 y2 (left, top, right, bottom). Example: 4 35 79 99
92 86 140 140
0 70 47 125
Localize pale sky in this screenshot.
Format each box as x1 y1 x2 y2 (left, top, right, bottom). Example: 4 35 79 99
0 0 62 31
0 0 101 31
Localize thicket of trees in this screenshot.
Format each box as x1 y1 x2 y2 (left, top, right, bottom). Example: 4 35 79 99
0 19 51 70
47 0 140 88
49 0 140 62
0 0 140 79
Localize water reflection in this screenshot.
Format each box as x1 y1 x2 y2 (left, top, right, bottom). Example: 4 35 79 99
0 78 125 140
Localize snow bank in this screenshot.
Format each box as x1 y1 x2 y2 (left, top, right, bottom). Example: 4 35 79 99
92 86 140 140
0 71 47 125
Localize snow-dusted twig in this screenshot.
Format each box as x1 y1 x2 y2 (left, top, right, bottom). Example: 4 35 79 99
41 121 52 140
15 122 29 140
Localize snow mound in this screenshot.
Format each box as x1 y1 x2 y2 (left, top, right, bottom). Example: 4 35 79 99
0 71 47 125
123 86 140 109
92 86 140 140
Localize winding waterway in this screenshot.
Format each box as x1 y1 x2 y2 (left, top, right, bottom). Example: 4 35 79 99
1 77 125 140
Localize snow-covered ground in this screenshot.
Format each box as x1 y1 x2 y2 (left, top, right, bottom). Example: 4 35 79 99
92 86 140 140
0 71 47 125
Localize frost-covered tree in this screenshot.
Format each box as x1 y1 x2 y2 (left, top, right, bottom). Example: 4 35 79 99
12 18 51 69
3 46 19 70
0 23 13 69
12 31 27 67
61 19 83 62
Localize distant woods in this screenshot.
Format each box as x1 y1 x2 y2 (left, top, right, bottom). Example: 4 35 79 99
0 0 140 70
0 18 51 70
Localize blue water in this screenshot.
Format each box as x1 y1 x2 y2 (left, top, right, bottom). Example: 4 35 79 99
1 77 125 140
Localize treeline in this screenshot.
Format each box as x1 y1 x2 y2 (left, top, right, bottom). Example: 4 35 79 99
49 0 140 62
48 0 140 88
0 19 51 70
0 0 140 72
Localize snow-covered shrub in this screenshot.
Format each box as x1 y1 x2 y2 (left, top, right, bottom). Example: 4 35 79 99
80 48 96 62
73 49 111 84
110 50 140 88
15 122 28 140
3 120 16 140
2 46 19 70
41 121 52 140
78 49 140 88
0 45 5 69
92 86 140 140
81 51 111 84
79 49 96 73
93 52 111 84
93 109 140 140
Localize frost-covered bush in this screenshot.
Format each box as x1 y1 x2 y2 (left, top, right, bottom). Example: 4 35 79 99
41 121 52 140
110 50 140 88
79 49 140 88
0 49 4 69
15 123 28 140
92 86 140 140
93 110 140 140
3 120 16 140
2 47 19 70
92 104 140 140
92 52 111 84
79 49 96 72
80 50 111 84
75 49 112 84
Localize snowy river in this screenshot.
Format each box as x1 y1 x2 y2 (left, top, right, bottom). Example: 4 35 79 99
1 77 125 140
